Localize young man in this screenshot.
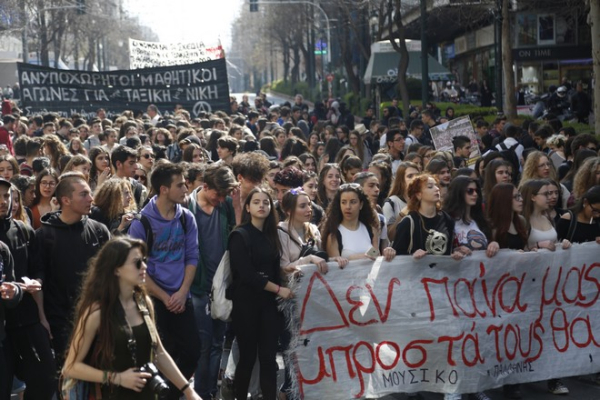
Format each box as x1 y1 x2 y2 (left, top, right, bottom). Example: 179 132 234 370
188 165 240 399
36 172 110 368
216 136 238 166
0 178 56 398
111 145 147 210
386 129 405 175
231 152 270 221
475 120 492 153
420 110 435 146
404 120 424 154
129 163 200 400
452 135 472 168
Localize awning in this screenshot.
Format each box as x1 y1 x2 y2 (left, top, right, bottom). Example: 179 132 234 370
363 50 453 85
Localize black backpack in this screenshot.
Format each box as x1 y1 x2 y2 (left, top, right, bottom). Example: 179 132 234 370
138 213 187 256
498 141 521 182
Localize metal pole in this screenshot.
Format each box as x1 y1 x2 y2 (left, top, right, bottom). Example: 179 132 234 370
420 0 428 108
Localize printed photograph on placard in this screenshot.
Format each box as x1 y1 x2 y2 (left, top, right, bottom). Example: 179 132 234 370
430 115 481 168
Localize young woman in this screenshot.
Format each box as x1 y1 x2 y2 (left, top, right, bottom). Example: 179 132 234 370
63 155 92 180
68 138 87 156
89 147 112 192
520 179 571 252
482 159 512 204
545 179 564 225
0 155 19 181
307 132 320 153
137 146 155 174
487 183 528 251
298 153 317 173
425 159 451 200
354 172 390 251
521 151 570 209
383 161 420 240
392 174 464 261
321 184 395 262
228 187 292 400
11 185 30 226
43 135 70 172
557 185 600 244
333 145 356 166
90 179 137 234
348 130 370 168
318 138 341 170
30 169 59 229
302 171 318 203
62 238 200 400
312 141 325 163
340 155 362 183
182 144 206 164
368 160 392 207
316 163 341 210
572 156 600 203
443 176 499 257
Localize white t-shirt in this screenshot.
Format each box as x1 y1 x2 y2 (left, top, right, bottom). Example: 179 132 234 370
339 222 372 258
454 219 488 251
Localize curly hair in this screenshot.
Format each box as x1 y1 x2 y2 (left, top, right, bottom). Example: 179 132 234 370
274 166 304 188
320 184 379 251
93 178 136 221
43 135 69 171
521 151 557 181
406 174 440 212
573 157 600 201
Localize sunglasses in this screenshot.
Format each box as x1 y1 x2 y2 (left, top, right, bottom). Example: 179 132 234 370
134 257 147 269
140 154 154 159
466 188 477 195
134 174 147 180
340 183 360 190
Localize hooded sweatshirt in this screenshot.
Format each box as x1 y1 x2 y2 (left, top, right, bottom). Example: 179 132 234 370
129 196 199 295
37 211 110 325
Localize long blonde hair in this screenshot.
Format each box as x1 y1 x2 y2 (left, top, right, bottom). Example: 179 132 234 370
93 179 136 220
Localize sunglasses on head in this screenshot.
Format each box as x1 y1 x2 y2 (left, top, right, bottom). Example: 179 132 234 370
135 257 147 269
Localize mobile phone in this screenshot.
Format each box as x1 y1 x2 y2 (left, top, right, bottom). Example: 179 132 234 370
365 246 380 259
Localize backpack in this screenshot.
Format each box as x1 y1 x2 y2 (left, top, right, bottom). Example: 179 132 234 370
138 213 187 256
211 228 251 322
498 141 521 182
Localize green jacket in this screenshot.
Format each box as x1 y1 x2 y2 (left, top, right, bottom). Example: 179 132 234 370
188 188 236 297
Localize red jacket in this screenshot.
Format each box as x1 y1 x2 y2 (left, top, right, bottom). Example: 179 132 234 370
0 127 14 155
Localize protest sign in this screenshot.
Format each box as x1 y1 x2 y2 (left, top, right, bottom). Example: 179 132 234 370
17 58 230 118
286 242 600 399
129 39 224 69
430 116 481 168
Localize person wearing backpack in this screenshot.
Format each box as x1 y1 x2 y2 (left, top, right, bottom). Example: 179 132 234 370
557 185 600 244
187 164 240 399
494 123 524 182
128 162 200 400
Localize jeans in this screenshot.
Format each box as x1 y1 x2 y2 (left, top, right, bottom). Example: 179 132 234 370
192 293 226 399
152 296 201 400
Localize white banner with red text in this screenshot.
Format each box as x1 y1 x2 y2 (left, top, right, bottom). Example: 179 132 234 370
287 242 600 399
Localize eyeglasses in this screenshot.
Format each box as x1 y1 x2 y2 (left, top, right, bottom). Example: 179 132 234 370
140 153 154 159
466 188 477 195
513 193 523 201
134 257 147 270
134 174 147 180
589 203 600 214
40 181 56 187
393 138 405 142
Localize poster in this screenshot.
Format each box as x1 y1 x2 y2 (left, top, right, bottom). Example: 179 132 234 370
17 58 230 118
430 115 482 168
129 39 224 69
286 243 600 399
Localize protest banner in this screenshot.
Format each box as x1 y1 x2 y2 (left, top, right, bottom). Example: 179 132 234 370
17 58 230 118
285 242 600 399
129 38 224 69
430 116 481 168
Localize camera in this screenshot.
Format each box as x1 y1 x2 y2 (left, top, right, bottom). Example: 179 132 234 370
139 363 169 399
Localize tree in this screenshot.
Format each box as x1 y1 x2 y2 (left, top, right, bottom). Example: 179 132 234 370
501 0 517 120
589 0 600 134
383 0 410 114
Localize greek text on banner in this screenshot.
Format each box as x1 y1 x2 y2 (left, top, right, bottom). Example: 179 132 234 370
286 242 600 399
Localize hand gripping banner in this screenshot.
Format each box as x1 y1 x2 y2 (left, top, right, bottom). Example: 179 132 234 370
283 242 600 399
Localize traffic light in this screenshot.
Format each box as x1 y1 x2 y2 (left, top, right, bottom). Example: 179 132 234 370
249 0 258 12
76 0 86 14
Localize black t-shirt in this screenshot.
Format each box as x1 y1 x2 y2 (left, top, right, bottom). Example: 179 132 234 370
557 217 600 243
393 211 454 256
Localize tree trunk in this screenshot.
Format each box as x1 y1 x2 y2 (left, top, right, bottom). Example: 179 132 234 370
590 0 600 133
38 2 49 66
283 42 290 84
396 43 410 114
501 0 517 120
388 0 411 113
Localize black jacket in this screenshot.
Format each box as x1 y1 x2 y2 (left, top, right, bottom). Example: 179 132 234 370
37 211 110 326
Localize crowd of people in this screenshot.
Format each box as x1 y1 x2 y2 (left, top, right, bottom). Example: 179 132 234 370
0 92 598 400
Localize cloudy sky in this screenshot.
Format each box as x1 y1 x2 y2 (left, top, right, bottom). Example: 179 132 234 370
123 0 243 50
